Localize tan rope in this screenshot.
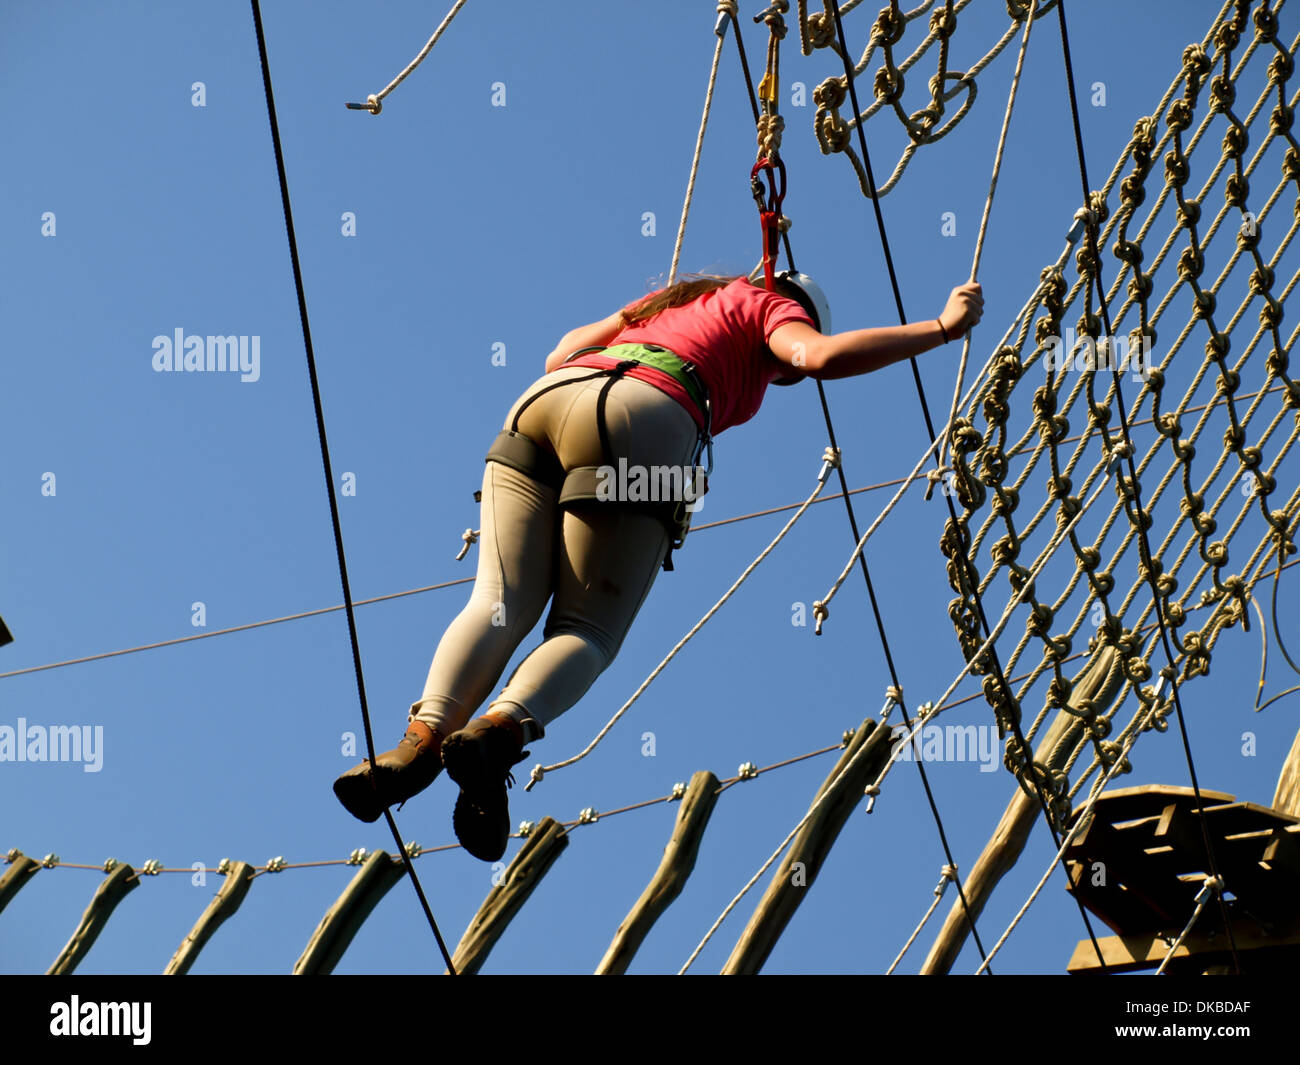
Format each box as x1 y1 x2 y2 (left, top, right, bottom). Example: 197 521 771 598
525 448 841 791
347 0 470 114
668 2 739 286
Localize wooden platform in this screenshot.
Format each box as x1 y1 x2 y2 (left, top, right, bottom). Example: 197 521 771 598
1062 785 1300 973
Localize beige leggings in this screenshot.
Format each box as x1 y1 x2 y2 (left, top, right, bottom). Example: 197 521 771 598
410 366 700 739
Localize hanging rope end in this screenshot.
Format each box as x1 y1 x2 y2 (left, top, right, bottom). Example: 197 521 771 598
345 94 383 114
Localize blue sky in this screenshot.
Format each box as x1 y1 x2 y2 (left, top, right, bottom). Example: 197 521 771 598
2 0 1296 976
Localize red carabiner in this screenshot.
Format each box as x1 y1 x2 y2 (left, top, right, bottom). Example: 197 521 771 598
750 156 787 290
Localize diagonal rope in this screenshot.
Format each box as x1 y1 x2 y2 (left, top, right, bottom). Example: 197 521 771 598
679 692 897 973
974 690 1160 974
345 0 469 114
669 2 739 286
250 0 457 974
525 448 841 790
887 863 957 975
941 0 1039 468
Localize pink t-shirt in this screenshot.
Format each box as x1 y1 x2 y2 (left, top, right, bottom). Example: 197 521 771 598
561 278 814 434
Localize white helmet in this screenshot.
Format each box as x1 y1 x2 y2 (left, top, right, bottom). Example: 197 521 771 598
748 265 831 333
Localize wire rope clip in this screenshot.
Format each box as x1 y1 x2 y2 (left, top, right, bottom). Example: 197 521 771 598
265 856 287 873
456 528 480 561
818 446 841 482
102 858 120 874
714 0 738 36
1196 874 1225 902
737 761 759 781
517 820 535 838
1065 206 1095 245
578 807 600 825
41 854 60 869
1104 441 1133 475
404 841 423 858
671 781 687 800
347 848 368 866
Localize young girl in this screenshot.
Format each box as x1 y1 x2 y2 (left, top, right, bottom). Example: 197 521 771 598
333 271 984 860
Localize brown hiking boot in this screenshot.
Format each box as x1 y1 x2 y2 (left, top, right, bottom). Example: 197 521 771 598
332 721 443 823
441 715 531 862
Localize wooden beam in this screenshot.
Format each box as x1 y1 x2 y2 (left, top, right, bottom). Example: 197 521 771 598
451 816 568 975
0 851 40 918
1067 918 1300 974
164 860 256 975
597 771 720 975
722 718 891 975
1272 727 1300 818
47 862 139 975
921 645 1125 974
293 850 405 975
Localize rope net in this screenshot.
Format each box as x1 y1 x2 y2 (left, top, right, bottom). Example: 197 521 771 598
801 0 1060 196
933 0 1299 829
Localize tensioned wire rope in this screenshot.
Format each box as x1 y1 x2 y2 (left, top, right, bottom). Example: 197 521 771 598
250 0 457 974
1052 0 1242 972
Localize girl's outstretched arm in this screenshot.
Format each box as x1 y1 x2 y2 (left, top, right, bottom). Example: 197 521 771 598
768 282 983 380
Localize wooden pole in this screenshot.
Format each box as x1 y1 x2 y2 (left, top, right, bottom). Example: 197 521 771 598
450 816 568 975
722 718 891 974
47 862 139 975
597 771 720 974
0 851 40 919
293 850 405 975
1272 727 1300 818
920 645 1125 974
164 860 256 975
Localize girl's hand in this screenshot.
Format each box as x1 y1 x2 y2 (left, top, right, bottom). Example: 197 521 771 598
939 282 984 340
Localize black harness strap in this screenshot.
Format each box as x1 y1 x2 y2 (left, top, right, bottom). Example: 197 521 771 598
486 358 704 572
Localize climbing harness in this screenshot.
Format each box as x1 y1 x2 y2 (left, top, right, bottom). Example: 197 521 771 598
483 344 714 571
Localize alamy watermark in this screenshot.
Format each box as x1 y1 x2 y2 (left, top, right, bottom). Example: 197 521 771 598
151 329 260 382
891 722 999 773
595 459 707 512
0 718 103 772
1043 327 1154 382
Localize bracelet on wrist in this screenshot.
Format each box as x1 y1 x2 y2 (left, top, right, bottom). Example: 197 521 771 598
936 318 950 344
